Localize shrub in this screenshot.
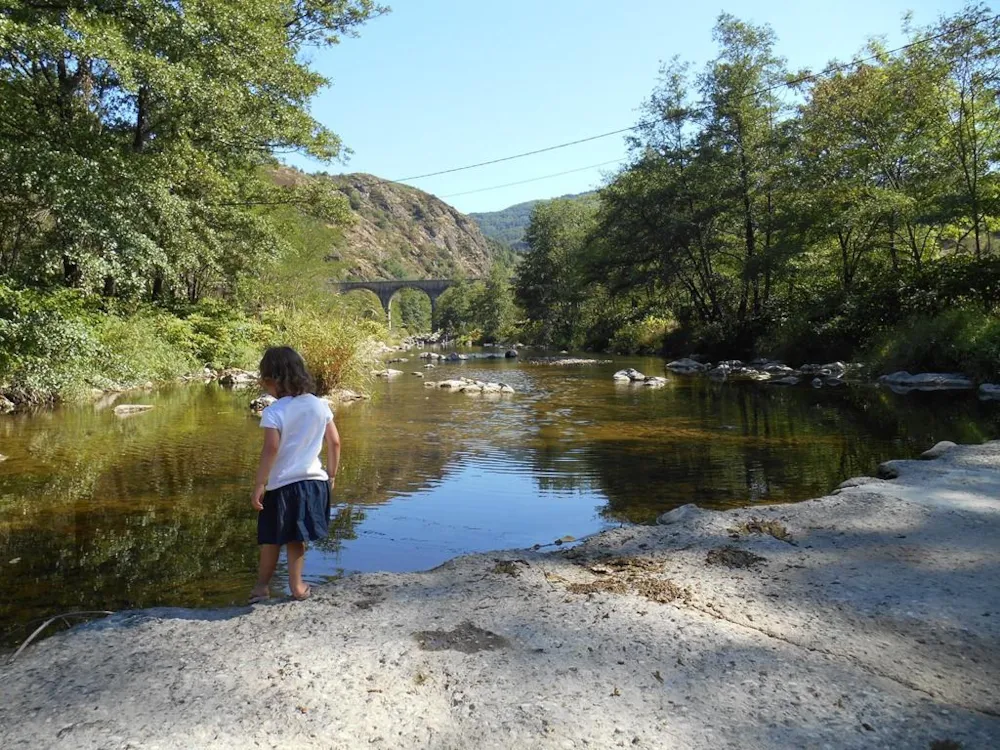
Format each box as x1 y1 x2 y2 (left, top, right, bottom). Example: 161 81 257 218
609 314 679 355
90 313 199 390
267 307 385 393
0 284 100 403
865 307 1000 381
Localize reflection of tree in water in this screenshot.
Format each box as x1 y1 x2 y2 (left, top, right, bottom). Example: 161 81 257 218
521 378 1000 524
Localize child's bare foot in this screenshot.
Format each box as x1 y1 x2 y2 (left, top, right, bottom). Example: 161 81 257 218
248 586 270 604
291 584 311 601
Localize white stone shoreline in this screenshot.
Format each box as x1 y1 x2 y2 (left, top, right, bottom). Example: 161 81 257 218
1 443 999 749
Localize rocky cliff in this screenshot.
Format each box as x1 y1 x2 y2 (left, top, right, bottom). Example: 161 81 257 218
273 167 497 280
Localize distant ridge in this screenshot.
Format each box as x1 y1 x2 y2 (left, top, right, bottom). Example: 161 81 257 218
470 192 595 252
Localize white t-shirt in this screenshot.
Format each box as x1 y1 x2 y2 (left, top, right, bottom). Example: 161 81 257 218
259 394 334 490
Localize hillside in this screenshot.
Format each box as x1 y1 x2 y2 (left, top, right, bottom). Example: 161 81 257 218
470 191 596 252
273 168 497 280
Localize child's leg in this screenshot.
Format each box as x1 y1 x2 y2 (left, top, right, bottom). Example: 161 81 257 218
286 541 308 598
252 544 280 597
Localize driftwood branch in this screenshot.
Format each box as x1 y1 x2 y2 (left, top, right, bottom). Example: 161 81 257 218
8 611 114 664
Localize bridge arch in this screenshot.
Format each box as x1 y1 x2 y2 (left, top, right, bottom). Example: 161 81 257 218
330 279 476 329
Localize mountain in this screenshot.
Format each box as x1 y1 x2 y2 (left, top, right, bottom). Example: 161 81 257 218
272 167 497 280
470 191 596 252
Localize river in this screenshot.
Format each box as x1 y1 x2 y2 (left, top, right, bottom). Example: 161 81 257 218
1 352 998 646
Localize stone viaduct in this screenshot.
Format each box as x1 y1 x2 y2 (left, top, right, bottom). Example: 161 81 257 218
330 279 477 327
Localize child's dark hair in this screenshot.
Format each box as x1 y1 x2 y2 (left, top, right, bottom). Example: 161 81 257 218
259 346 316 397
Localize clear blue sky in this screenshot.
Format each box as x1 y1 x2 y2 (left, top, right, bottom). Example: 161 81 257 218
285 0 968 213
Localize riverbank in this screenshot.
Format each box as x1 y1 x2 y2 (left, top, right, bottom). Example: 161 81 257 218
2 442 998 749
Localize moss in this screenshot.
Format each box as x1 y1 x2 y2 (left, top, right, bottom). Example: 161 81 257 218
731 517 792 542
566 573 687 604
706 546 766 569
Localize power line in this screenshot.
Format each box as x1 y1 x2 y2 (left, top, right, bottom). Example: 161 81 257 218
439 159 624 198
391 13 996 185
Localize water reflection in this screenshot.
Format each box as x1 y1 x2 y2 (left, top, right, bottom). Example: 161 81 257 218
1 354 998 645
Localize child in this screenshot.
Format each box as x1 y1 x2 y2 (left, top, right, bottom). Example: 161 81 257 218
249 346 341 604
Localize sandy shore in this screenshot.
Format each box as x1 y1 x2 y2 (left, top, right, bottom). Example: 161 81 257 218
2 443 999 749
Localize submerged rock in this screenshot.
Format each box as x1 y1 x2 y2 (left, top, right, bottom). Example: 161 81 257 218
642 376 668 387
979 384 1000 400
770 375 801 386
374 369 403 378
113 404 154 417
878 371 975 391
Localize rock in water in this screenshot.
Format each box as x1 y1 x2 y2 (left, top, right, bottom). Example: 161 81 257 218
613 368 645 382
921 441 957 460
665 358 707 374
374 369 403 378
505 349 518 359
656 503 703 525
878 372 975 391
770 375 800 386
113 404 154 417
0 394 14 414
218 369 258 388
250 395 277 414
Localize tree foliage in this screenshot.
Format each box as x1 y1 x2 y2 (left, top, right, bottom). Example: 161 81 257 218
0 0 385 301
516 5 1000 369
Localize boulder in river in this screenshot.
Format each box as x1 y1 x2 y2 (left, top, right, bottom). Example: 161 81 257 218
505 349 518 359
708 365 730 380
425 377 515 395
613 368 646 382
0 394 14 414
218 369 258 388
375 369 403 378
665 358 708 374
643 376 668 387
250 394 277 414
411 372 424 378
878 371 975 391
921 441 957 460
730 367 770 382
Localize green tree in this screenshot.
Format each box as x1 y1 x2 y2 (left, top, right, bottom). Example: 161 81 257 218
0 0 385 300
516 198 596 347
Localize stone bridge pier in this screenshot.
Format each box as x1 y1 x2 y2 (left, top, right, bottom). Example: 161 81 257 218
330 278 471 329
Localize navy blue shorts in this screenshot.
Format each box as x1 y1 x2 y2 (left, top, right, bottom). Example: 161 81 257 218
257 479 331 545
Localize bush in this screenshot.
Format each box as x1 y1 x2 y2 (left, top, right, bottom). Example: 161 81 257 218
178 300 273 369
90 313 199 390
0 284 100 403
865 308 1000 381
267 307 385 393
609 314 679 355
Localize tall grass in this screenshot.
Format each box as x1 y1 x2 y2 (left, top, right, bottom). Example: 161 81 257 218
267 307 386 394
865 308 1000 381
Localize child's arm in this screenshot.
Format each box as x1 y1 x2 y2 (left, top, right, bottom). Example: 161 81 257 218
251 428 281 510
325 420 341 488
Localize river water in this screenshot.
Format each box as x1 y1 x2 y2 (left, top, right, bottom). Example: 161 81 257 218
1 352 998 645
